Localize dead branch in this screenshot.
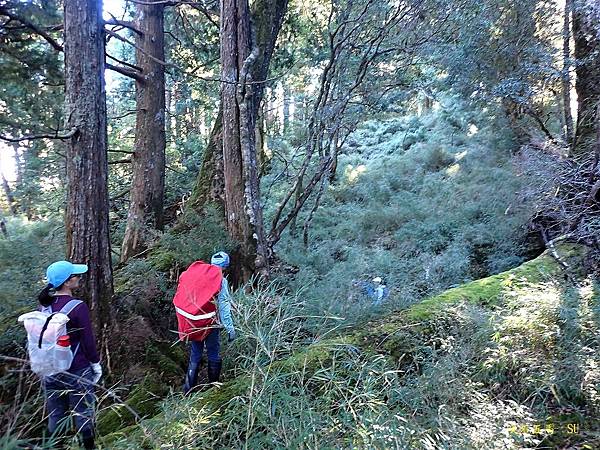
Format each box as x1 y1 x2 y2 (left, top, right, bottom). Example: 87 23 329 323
106 53 143 73
104 17 142 35
106 62 144 81
0 128 77 142
105 29 174 70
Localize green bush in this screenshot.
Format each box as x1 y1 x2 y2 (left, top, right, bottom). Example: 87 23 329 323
0 217 65 315
266 99 533 329
149 206 234 272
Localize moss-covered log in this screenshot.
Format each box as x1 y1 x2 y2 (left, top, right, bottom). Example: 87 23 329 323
100 244 589 447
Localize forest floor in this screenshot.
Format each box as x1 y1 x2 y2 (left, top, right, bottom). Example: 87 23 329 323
98 243 600 449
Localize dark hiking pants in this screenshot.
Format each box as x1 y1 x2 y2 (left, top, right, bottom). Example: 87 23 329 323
184 328 221 391
43 365 95 441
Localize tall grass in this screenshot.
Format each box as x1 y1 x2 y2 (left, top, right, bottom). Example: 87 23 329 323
105 271 599 449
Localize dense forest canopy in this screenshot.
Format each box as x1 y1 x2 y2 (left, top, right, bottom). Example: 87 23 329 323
1 0 599 448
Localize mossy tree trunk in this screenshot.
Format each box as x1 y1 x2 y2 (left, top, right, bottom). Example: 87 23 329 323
221 0 270 282
572 0 600 156
188 0 288 284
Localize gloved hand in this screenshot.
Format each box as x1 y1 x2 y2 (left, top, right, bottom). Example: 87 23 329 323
228 329 236 342
90 362 102 384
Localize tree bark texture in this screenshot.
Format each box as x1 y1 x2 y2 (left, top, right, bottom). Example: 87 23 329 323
563 0 574 148
189 0 288 214
573 0 600 155
221 0 254 282
64 0 114 331
120 0 166 263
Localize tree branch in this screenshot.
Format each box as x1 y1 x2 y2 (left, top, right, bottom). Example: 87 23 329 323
105 29 173 69
108 149 135 154
0 128 77 143
106 53 143 73
0 6 63 52
108 110 138 120
104 18 142 35
106 62 144 81
127 0 209 6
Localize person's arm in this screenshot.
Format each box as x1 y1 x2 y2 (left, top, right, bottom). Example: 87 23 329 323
71 301 102 382
73 302 100 364
217 277 235 339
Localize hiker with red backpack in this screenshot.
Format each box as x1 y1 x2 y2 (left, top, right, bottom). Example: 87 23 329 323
19 261 101 450
173 251 235 393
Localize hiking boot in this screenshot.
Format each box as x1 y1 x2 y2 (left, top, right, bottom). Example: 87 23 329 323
82 434 96 450
183 361 201 394
207 359 222 383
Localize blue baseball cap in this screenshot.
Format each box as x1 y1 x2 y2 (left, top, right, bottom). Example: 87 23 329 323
211 251 230 268
46 260 88 288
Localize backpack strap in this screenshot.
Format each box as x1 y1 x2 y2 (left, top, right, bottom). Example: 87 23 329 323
175 307 216 321
59 299 83 316
38 314 56 348
59 299 83 357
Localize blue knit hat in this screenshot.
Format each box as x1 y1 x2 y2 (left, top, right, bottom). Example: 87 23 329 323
211 251 230 268
46 260 88 288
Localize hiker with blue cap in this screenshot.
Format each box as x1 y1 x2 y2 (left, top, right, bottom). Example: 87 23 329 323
36 261 101 450
179 251 235 392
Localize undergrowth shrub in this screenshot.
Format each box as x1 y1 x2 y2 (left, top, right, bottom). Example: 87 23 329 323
0 217 64 315
106 261 600 449
149 206 234 272
268 102 535 328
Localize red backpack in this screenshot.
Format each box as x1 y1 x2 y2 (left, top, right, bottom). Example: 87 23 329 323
173 261 223 342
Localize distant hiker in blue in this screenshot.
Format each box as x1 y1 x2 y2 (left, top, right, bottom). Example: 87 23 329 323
38 261 101 450
354 276 389 306
371 277 389 306
181 251 235 393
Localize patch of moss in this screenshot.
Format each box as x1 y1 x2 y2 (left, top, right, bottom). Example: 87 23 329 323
143 340 186 380
403 247 572 322
97 375 169 436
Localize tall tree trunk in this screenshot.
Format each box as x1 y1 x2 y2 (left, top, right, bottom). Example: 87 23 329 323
64 0 113 332
120 0 166 262
572 0 600 155
563 0 574 149
189 0 288 216
221 0 258 282
165 84 172 138
256 108 270 175
283 83 290 132
0 172 16 215
12 143 23 188
188 108 225 210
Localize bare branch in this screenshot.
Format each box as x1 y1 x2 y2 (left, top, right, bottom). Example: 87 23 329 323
106 62 144 81
104 17 142 35
105 29 174 70
0 128 77 143
106 53 143 73
108 110 138 121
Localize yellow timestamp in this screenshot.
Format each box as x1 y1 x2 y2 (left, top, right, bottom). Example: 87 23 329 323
507 423 581 435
